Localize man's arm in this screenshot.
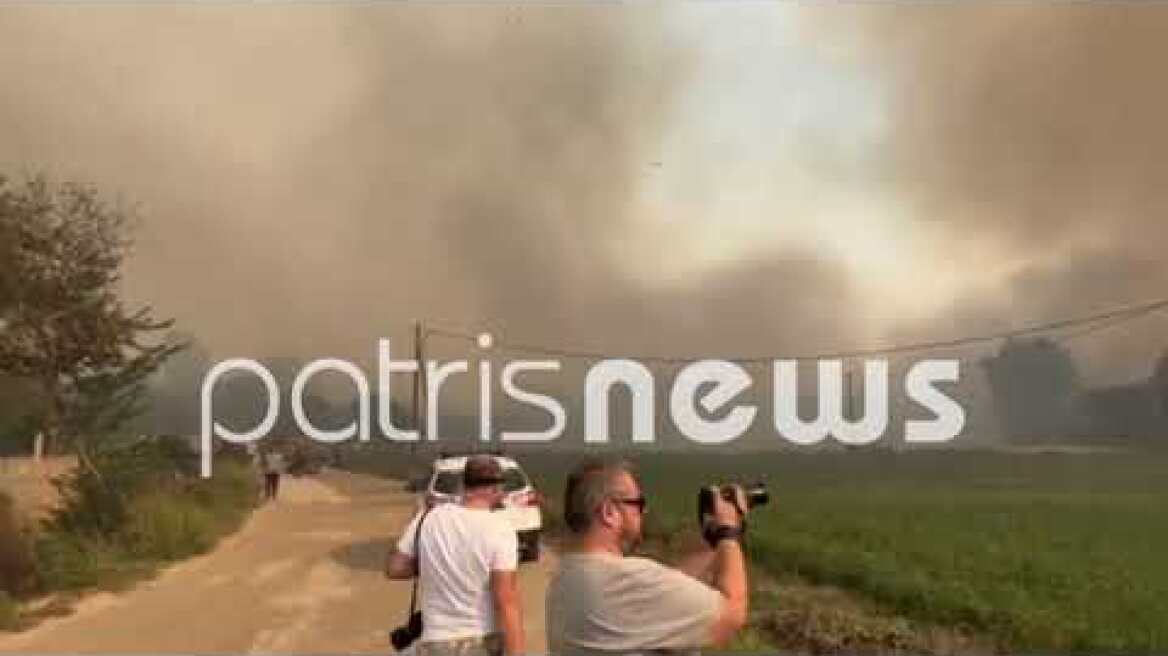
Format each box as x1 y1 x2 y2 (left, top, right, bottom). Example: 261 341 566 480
706 539 748 646
490 570 525 656
385 550 417 580
386 511 423 580
674 543 716 583
705 488 749 647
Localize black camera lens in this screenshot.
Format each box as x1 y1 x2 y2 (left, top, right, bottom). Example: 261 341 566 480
743 483 769 509
697 482 768 525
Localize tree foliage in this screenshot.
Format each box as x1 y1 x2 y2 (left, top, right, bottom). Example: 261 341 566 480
1154 350 1168 418
0 175 181 456
981 337 1081 442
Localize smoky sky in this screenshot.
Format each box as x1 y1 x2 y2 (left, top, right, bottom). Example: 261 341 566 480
812 3 1168 380
0 5 858 366
2 3 1167 394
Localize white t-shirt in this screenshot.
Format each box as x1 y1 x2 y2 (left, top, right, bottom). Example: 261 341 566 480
262 452 285 474
397 503 518 642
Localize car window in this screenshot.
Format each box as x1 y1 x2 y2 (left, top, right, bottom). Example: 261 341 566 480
430 464 529 494
431 471 462 494
501 467 528 492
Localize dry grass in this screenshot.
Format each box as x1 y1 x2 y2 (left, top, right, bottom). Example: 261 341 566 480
0 457 75 520
745 574 999 655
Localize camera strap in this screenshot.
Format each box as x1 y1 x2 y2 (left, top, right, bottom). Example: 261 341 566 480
407 507 432 618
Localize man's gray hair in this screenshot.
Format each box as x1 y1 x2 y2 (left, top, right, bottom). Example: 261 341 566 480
563 459 636 533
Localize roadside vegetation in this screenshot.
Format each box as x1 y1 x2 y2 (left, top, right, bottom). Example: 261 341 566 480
0 174 247 630
0 441 257 630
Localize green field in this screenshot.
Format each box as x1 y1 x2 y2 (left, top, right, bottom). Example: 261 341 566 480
350 448 1168 651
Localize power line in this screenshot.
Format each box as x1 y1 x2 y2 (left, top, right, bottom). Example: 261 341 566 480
1054 313 1139 344
424 296 1168 364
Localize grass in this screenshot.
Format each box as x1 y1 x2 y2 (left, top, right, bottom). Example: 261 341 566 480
751 484 1168 650
33 458 258 594
740 574 990 654
349 446 1168 652
0 442 259 630
0 592 18 631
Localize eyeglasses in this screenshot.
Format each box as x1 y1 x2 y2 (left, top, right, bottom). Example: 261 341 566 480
611 495 648 513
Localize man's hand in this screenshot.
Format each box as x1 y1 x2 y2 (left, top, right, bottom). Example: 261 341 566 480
385 549 417 580
705 484 752 647
711 485 747 528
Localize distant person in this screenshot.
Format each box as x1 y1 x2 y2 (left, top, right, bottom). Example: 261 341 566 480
247 444 263 502
261 448 286 501
546 460 751 655
386 455 525 656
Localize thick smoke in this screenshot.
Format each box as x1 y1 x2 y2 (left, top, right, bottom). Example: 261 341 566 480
0 6 857 367
809 4 1168 381
0 5 869 445
7 4 1166 443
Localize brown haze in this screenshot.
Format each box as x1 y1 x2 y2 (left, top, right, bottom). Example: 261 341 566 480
806 3 1168 382
0 6 856 365
2 4 1167 425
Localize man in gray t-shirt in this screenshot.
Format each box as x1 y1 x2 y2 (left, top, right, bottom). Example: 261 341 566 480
546 460 751 656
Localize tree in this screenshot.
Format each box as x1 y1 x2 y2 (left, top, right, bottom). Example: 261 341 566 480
1153 350 1168 420
0 212 15 312
0 175 181 461
0 215 35 453
135 332 211 436
981 337 1081 443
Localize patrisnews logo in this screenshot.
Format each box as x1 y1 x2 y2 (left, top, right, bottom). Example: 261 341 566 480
198 335 964 477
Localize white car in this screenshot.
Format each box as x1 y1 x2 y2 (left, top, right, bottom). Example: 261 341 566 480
422 454 544 562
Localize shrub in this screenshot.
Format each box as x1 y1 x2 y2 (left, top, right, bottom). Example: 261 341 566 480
121 494 215 560
0 413 38 457
46 438 192 540
33 439 258 595
0 591 20 630
187 460 257 524
33 531 100 591
0 492 36 597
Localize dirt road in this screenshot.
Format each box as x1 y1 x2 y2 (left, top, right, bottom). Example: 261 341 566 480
0 469 555 654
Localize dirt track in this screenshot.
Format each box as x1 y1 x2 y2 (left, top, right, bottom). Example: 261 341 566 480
0 469 554 654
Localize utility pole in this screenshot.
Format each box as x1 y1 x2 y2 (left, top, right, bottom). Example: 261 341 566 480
845 365 855 421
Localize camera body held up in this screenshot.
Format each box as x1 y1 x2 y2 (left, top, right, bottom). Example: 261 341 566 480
696 482 768 546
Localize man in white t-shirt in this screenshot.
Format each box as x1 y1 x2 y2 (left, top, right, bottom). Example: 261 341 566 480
261 449 286 501
387 455 524 656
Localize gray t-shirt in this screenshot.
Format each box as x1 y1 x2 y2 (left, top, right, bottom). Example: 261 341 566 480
546 552 722 656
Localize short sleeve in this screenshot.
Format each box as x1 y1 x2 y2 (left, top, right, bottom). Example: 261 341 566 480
396 511 424 557
488 522 518 572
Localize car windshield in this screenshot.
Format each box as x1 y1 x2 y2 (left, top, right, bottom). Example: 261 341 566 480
501 467 528 492
431 465 529 494
432 471 462 494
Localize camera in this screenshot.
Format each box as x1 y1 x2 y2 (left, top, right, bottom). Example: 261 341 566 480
390 610 423 651
696 482 768 527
